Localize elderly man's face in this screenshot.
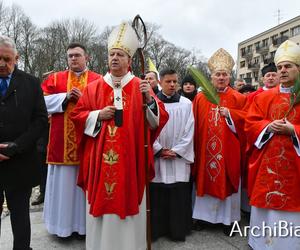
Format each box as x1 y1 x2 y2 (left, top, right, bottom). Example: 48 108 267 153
263 72 279 88
235 80 245 90
67 47 88 72
108 49 131 77
0 45 18 77
277 61 300 87
211 70 230 90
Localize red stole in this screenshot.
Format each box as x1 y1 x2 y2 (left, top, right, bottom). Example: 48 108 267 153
193 88 247 199
245 85 300 211
42 70 100 165
70 76 168 218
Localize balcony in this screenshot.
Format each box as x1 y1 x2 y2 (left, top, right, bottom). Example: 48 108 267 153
248 63 260 71
241 50 253 59
272 36 289 47
256 45 269 54
263 55 275 64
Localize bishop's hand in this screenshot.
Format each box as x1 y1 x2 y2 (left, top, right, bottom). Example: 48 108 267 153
139 80 152 104
267 118 295 135
98 106 116 121
219 107 229 118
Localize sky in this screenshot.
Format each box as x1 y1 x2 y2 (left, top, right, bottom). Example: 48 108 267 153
3 0 300 61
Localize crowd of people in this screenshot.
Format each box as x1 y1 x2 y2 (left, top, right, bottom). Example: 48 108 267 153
0 20 300 250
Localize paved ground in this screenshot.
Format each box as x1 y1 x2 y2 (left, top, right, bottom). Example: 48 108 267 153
1 209 250 250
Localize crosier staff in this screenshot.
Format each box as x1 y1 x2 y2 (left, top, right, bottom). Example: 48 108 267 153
132 14 152 250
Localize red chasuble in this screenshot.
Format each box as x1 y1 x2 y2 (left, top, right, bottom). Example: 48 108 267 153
247 87 264 103
245 85 300 212
70 75 168 219
193 87 247 199
42 70 100 165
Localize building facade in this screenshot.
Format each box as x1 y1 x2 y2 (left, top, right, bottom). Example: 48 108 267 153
237 15 300 87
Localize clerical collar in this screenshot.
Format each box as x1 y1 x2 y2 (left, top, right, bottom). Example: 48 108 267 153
280 84 292 93
103 72 134 89
217 87 228 93
72 68 88 77
157 91 181 103
263 86 269 91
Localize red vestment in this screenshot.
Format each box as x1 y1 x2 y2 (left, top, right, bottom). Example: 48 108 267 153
245 85 300 211
247 87 264 103
193 88 247 199
70 75 168 219
42 70 100 165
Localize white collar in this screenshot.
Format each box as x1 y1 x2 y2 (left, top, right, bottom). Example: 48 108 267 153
103 72 134 89
262 86 269 91
217 87 228 93
279 84 293 93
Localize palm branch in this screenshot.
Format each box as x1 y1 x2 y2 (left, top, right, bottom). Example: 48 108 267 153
188 66 220 105
286 74 300 117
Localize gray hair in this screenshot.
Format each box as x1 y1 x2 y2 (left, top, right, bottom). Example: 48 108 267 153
0 35 17 55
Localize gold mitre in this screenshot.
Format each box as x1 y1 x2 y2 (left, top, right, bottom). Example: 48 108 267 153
107 22 139 57
274 40 300 66
208 48 235 74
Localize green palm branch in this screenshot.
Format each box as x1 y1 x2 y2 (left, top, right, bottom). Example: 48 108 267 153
286 74 300 117
188 66 220 105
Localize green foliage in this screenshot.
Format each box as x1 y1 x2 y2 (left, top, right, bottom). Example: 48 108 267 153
188 66 220 105
290 74 300 107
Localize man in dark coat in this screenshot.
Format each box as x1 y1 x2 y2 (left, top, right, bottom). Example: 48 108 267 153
0 35 48 250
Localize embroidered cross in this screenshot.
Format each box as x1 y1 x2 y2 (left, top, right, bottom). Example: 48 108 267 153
115 96 121 102
115 83 121 88
282 41 292 52
212 106 220 126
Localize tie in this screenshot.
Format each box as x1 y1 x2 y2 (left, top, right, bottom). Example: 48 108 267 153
0 78 8 96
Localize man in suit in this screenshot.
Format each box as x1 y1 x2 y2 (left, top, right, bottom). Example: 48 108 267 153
0 35 48 250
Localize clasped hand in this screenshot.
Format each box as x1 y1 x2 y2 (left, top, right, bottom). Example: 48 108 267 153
267 118 295 135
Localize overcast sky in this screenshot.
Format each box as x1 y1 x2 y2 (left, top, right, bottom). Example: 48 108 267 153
3 0 300 61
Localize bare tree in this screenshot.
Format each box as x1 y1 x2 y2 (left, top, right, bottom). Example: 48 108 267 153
0 3 207 80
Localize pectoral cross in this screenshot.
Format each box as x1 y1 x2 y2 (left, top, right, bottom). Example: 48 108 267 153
114 83 121 88
212 106 220 126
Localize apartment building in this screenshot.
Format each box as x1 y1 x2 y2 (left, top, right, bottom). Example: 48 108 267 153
237 15 300 87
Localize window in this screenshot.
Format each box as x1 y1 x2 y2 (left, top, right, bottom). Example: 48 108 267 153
280 30 289 37
241 47 246 56
253 71 259 82
271 34 278 45
291 25 300 37
240 61 245 68
270 51 276 60
240 74 244 79
247 45 253 53
262 38 268 47
246 72 252 78
255 42 260 51
253 56 259 64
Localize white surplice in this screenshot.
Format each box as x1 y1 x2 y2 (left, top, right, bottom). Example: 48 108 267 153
249 207 300 250
43 93 86 237
152 96 194 184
